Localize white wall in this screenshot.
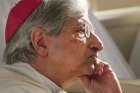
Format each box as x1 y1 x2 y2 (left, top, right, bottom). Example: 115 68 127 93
94 6 140 61
94 0 140 11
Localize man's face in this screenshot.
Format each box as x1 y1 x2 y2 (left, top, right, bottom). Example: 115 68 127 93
46 17 103 85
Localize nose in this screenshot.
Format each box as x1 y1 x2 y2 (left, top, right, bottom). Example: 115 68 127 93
88 33 103 52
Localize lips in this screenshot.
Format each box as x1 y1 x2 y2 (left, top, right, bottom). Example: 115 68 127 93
87 55 97 64
81 56 97 76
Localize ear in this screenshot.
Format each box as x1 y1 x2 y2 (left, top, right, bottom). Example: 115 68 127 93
30 26 48 57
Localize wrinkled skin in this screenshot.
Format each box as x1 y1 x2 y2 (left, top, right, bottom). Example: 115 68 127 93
79 59 122 93
31 16 122 93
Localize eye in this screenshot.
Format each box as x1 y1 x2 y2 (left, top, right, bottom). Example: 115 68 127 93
72 29 85 40
75 29 86 38
79 31 85 38
76 23 91 39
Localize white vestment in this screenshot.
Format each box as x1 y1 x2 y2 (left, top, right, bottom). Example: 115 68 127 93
0 62 66 93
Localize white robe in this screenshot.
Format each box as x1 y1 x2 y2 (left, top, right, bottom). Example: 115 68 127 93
0 62 66 93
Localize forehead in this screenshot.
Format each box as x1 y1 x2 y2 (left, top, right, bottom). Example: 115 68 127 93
60 17 95 35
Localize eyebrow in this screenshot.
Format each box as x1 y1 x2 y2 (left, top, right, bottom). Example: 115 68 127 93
75 26 84 32
73 23 86 32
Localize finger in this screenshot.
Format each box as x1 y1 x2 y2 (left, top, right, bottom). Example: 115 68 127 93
101 63 117 79
94 59 104 75
103 63 112 73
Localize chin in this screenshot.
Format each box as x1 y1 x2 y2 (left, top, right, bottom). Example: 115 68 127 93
62 77 79 88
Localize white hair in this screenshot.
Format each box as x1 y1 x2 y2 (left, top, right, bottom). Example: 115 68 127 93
4 0 89 64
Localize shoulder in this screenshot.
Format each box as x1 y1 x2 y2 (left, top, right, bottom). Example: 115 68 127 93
0 64 52 93
0 79 52 93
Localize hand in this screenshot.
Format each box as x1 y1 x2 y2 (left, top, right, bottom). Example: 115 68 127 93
79 59 122 93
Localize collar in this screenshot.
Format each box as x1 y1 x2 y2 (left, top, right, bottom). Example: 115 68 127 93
3 62 65 93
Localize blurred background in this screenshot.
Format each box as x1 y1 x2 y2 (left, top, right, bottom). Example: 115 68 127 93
0 0 140 93
92 0 140 79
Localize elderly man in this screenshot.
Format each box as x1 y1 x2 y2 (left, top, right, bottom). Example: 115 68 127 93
0 0 122 93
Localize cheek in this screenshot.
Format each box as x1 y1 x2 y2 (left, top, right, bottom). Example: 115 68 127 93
72 33 87 44
73 44 87 60
49 36 88 65
65 46 88 69
65 38 88 62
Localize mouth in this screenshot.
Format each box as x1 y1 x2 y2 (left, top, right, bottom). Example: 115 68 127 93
87 55 98 64
79 55 97 77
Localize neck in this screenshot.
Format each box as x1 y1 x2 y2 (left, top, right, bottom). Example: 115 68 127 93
30 59 65 88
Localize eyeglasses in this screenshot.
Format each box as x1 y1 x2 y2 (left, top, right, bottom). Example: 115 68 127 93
75 18 94 39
